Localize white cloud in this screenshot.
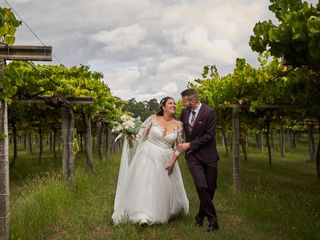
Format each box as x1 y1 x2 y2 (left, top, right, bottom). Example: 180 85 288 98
184 26 237 64
158 57 189 72
91 24 147 53
161 82 178 94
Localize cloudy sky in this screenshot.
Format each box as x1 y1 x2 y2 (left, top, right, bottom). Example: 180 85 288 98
6 0 318 101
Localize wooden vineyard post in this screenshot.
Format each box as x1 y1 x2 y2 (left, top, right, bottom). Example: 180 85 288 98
84 113 95 173
0 59 9 240
232 104 241 194
106 128 112 158
61 106 76 188
307 123 316 162
317 140 320 178
280 122 285 157
97 121 103 161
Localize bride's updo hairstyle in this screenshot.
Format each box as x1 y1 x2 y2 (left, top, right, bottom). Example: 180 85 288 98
157 96 175 116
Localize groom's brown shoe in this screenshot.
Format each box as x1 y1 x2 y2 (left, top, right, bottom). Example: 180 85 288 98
206 221 219 232
195 215 204 227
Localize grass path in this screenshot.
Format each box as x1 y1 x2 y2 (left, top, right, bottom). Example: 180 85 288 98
9 143 320 240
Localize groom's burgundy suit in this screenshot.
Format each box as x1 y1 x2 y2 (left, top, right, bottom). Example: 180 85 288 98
180 103 219 223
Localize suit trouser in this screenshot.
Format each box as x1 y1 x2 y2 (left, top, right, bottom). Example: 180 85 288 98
187 157 218 222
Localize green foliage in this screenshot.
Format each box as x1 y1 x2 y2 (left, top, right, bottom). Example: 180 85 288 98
249 0 320 66
175 99 184 118
122 98 160 121
0 7 21 45
0 8 21 103
189 53 320 135
4 61 124 126
190 54 292 111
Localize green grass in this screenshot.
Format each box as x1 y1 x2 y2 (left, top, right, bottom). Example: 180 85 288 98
9 140 320 240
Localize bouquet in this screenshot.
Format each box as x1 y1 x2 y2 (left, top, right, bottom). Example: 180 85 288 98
112 115 142 148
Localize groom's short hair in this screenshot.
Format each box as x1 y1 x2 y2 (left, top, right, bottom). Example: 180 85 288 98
181 89 199 100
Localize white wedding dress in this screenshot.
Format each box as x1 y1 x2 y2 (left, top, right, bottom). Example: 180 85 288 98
112 115 189 225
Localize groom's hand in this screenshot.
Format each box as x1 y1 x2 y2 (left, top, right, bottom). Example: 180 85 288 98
178 143 191 152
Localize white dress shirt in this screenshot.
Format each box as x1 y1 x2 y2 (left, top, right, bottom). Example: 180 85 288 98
188 103 202 124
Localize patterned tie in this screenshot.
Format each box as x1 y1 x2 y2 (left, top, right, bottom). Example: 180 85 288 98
189 110 196 131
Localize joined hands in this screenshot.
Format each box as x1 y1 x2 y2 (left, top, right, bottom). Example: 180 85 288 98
177 142 191 152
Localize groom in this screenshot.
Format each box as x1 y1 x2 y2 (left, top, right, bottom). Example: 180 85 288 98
178 88 220 232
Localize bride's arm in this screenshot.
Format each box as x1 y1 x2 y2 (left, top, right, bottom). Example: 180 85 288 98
166 122 184 175
165 155 178 175
173 121 185 156
135 115 154 141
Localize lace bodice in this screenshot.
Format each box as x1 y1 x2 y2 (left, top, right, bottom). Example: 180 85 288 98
136 115 184 153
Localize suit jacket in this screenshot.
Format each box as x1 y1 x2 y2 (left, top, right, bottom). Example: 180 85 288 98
180 103 219 167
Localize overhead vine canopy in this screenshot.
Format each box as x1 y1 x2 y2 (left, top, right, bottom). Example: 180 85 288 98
0 7 22 45
189 54 317 112
249 0 320 67
3 61 124 123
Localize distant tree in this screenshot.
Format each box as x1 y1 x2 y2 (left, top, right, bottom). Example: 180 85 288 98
146 98 160 115
123 98 160 121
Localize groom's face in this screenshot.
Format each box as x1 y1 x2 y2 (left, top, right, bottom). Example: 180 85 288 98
181 96 193 109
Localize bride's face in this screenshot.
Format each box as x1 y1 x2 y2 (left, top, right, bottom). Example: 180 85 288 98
163 99 176 114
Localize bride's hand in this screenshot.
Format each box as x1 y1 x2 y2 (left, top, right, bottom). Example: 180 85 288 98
165 161 175 175
128 135 137 141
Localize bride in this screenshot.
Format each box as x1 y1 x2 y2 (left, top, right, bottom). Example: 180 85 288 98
112 96 189 226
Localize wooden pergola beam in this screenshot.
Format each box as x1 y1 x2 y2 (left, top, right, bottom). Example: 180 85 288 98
13 96 94 104
0 45 52 61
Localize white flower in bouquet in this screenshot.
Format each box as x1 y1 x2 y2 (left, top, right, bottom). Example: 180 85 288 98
126 120 135 128
112 115 142 147
115 125 123 132
120 115 130 122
